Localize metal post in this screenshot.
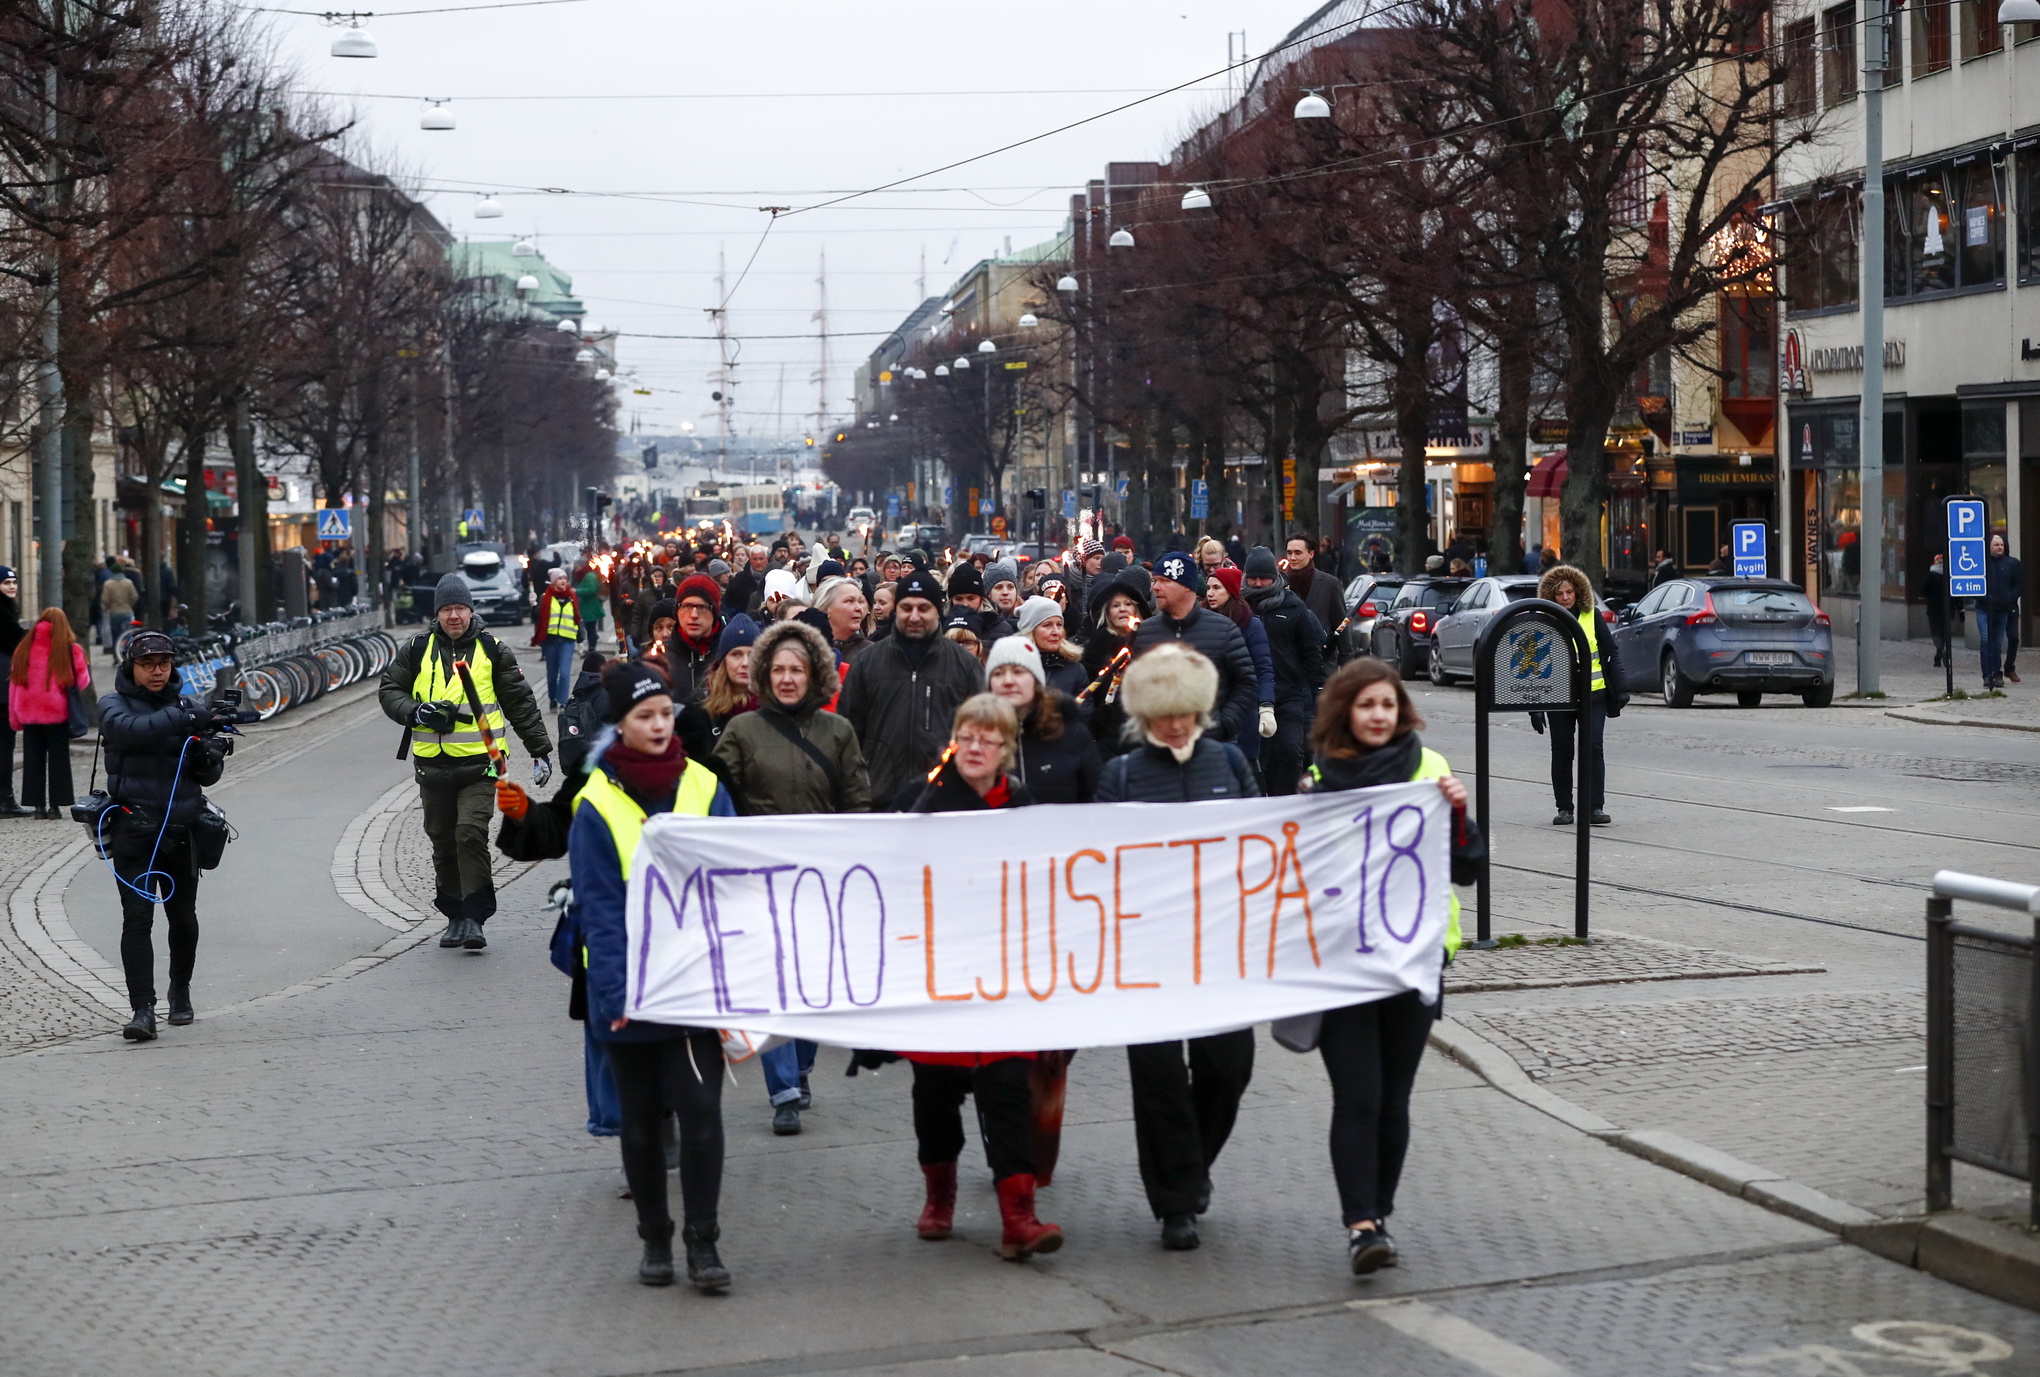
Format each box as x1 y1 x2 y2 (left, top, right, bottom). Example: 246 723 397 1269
1857 0 1887 693
2030 913 2040 1229
1925 894 1953 1212
234 396 258 626
1575 644 1592 942
1474 675 1492 944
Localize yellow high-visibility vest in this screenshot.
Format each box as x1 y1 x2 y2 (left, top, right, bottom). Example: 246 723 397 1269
1577 608 1605 692
575 760 722 879
410 635 506 757
545 591 580 640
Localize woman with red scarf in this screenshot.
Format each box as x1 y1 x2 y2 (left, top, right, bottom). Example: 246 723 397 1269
881 694 1063 1260
571 661 740 1292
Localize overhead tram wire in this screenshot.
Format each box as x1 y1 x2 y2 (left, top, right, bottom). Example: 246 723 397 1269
251 0 599 15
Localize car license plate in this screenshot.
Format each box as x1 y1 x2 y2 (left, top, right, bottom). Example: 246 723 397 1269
1747 651 1794 665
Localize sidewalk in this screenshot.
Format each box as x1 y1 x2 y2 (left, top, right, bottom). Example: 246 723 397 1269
1829 633 2040 731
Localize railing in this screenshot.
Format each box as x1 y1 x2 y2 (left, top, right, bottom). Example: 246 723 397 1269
1926 870 2039 1227
152 603 397 722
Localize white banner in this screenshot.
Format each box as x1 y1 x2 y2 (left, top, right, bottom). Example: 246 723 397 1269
624 784 1450 1051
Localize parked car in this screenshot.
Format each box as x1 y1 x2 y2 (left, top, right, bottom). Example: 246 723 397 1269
846 506 877 538
451 547 526 627
1340 574 1403 663
1608 577 1833 708
1371 576 1470 679
1427 575 1543 683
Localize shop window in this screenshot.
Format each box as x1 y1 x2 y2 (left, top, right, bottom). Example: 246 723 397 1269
1823 471 1862 596
2019 144 2040 282
1913 0 1953 73
1783 189 1861 313
1888 161 2002 297
1824 4 1860 101
1961 0 2003 56
1824 5 1866 98
1782 18 1819 115
1720 295 1777 397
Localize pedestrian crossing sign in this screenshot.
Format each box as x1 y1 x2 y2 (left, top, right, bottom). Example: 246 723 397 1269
316 508 351 540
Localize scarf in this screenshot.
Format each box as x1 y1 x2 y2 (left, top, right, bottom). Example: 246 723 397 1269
1216 594 1253 629
1286 563 1315 596
1245 580 1286 615
605 736 688 812
1310 731 1422 791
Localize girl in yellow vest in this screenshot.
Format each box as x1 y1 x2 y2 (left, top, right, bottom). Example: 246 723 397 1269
1300 658 1485 1277
570 660 739 1292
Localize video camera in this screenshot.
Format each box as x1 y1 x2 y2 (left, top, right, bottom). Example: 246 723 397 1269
196 688 260 754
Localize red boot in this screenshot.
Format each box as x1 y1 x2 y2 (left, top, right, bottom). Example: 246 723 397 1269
917 1160 957 1239
996 1174 1063 1260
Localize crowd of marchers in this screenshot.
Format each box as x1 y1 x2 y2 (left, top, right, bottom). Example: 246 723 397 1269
375 522 1516 1297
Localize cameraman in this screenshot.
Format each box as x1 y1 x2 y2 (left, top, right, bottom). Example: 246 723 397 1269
380 573 553 951
100 630 232 1042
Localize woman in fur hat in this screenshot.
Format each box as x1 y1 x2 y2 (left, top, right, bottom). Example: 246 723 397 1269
1534 564 1626 826
1094 644 1259 1253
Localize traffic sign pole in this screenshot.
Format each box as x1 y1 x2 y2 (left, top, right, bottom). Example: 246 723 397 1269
1946 495 1988 696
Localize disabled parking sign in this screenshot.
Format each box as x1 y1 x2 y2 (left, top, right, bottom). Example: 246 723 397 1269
1947 498 1987 599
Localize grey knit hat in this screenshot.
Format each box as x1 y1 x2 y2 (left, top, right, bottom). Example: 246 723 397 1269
433 572 473 612
984 559 1019 591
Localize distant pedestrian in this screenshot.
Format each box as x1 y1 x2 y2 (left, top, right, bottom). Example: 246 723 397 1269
1983 533 2023 687
1923 553 1952 670
0 566 23 816
1523 544 1543 575
9 606 88 819
99 560 138 654
533 566 582 709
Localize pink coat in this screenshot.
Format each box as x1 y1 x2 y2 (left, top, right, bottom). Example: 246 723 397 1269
8 622 90 730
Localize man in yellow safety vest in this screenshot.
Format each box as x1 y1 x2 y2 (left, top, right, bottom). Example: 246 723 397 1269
380 572 554 950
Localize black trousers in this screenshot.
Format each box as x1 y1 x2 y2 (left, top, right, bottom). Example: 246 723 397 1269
20 723 74 809
1547 697 1605 812
0 714 16 801
1262 712 1310 797
117 829 200 1007
607 1033 725 1232
1126 1029 1256 1217
910 1058 1035 1182
1318 992 1435 1227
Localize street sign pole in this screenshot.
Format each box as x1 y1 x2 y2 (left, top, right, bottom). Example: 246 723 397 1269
1946 495 1988 693
1472 599 1595 943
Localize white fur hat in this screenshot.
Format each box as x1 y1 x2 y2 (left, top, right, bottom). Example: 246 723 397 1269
763 568 806 605
984 635 1046 688
1120 643 1218 722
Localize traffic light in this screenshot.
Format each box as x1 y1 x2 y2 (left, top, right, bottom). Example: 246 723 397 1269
641 444 659 471
1081 483 1104 509
1025 488 1047 510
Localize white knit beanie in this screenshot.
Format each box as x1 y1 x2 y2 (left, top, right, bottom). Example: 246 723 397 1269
984 635 1046 688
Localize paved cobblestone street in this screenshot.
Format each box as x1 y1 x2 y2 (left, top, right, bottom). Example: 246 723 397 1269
3 644 2039 1373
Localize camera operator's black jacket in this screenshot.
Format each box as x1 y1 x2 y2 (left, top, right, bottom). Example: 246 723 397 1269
100 666 225 825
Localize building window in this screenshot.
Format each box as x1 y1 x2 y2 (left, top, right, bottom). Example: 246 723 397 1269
1721 295 1777 397
1824 4 1860 101
2018 143 2040 282
1887 158 2003 298
1961 0 2004 56
1913 0 1953 72
1954 156 2004 286
1783 18 1819 115
1782 189 1860 313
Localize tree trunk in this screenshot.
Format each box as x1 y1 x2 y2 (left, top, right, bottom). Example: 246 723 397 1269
179 423 209 628
1486 303 1534 575
1558 366 1617 587
231 394 270 623
61 390 95 634
1391 335 1433 576
139 439 167 631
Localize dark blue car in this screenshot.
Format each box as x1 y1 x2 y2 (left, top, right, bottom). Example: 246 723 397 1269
1608 577 1834 708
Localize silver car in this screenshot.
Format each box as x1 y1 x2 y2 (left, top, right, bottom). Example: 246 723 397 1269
1427 576 1545 684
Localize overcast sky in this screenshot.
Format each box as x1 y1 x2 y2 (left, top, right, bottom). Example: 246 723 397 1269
262 0 1275 445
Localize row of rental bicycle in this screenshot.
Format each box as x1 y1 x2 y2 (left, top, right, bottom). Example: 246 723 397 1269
162 606 400 721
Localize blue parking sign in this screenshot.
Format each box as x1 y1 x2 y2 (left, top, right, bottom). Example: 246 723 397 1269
1731 522 1766 578
1062 489 1077 519
1189 479 1209 519
1948 498 1987 598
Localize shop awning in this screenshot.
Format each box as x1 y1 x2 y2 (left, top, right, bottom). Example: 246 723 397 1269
1526 450 1568 499
158 478 233 509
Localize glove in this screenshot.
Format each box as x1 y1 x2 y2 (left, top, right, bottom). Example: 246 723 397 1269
411 700 458 733
1258 704 1278 739
843 1048 901 1077
531 755 553 788
495 779 530 821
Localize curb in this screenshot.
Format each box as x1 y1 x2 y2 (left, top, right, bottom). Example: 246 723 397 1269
1885 707 2040 734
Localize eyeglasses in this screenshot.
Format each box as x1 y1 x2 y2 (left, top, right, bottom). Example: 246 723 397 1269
955 729 1005 754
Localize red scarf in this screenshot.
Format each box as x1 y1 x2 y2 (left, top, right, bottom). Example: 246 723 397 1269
606 736 687 807
981 776 1013 808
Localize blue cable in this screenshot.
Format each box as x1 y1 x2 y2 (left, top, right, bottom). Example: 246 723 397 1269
98 735 195 905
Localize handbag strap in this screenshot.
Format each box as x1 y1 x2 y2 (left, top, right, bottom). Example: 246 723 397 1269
760 709 842 797
87 723 102 794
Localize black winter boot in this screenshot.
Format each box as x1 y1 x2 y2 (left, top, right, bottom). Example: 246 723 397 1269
0 795 29 817
462 889 494 950
166 981 194 1026
637 1220 675 1286
435 892 464 948
682 1222 731 1292
122 1003 158 1042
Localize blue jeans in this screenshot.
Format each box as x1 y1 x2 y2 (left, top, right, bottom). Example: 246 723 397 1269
1981 610 2015 685
760 1038 818 1107
584 1022 621 1137
542 636 577 707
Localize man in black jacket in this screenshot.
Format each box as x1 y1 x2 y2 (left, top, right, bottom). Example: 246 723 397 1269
1130 552 1257 742
837 567 985 804
99 630 233 1041
1983 534 2023 688
380 574 553 951
1243 545 1327 795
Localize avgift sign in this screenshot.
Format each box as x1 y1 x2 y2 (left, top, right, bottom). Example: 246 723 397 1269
624 787 1451 1050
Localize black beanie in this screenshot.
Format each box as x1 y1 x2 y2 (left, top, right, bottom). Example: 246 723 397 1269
946 563 984 598
896 568 946 610
1244 545 1280 581
601 660 671 722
